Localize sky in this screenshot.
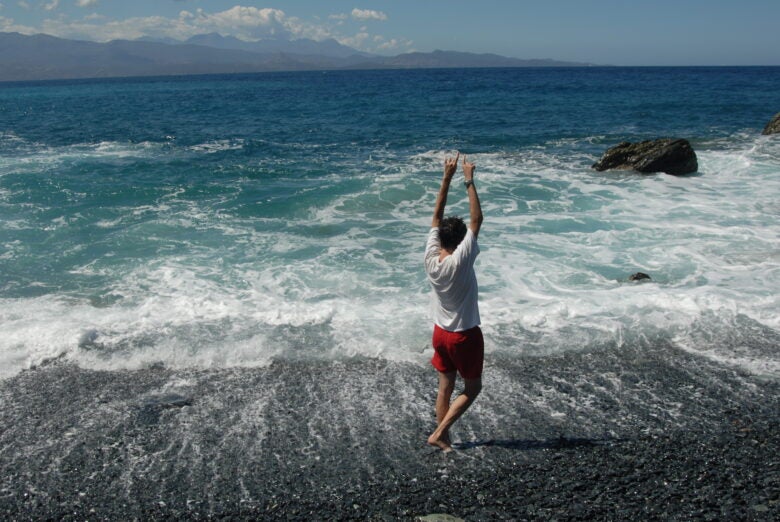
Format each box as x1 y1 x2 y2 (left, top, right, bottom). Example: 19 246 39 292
1 1 779 66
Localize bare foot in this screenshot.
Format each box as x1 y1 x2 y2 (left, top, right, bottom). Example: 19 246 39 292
427 433 454 453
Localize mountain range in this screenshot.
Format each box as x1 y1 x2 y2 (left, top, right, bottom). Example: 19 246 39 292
0 31 593 82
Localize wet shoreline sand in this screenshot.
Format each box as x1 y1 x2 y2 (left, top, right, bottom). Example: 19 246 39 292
1 345 778 520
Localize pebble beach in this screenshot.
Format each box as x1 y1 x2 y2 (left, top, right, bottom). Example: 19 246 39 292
2 345 777 520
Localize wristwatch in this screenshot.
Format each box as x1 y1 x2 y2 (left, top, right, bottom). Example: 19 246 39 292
464 179 474 189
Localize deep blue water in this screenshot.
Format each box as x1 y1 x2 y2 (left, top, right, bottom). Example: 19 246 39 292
4 67 779 148
1 67 778 377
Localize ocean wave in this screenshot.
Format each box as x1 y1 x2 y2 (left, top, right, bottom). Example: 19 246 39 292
187 139 246 154
1 233 777 379
1 120 778 379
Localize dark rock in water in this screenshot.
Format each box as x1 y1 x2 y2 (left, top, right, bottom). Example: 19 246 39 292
144 393 192 409
593 138 698 175
629 272 651 281
77 329 101 349
417 515 465 522
762 112 780 135
138 393 193 425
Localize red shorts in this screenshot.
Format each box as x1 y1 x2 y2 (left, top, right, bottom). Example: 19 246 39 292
431 325 484 379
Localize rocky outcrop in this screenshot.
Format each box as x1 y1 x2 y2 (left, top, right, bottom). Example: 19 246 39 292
593 138 698 175
629 272 651 281
762 113 780 135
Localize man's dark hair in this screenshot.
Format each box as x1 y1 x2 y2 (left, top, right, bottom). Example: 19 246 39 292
439 216 467 251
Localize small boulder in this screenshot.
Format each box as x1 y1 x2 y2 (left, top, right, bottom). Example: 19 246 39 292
144 393 192 409
593 138 698 175
137 393 193 425
762 112 780 135
629 272 651 282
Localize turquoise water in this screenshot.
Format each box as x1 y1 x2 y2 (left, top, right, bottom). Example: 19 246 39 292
1 67 778 377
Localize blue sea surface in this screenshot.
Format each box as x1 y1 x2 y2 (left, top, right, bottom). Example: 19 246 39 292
0 67 778 377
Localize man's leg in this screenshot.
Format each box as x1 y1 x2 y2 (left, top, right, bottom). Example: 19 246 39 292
428 377 482 452
435 371 456 446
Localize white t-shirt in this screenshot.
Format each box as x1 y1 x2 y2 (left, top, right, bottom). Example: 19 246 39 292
424 227 481 332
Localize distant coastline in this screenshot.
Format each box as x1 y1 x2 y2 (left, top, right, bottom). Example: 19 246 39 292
0 31 596 83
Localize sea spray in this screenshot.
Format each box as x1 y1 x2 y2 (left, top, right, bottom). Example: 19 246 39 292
1 68 778 378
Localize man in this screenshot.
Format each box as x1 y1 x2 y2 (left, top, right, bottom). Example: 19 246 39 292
424 152 484 452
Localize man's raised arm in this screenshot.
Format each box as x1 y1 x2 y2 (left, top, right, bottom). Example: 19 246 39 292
431 152 459 228
463 156 483 237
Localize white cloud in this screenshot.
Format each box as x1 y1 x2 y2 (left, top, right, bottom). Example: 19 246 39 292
351 8 387 21
0 14 36 33
328 13 347 21
339 30 370 49
367 33 412 52
197 6 290 38
378 38 401 50
192 6 335 41
36 6 311 42
75 0 98 7
8 4 410 54
44 0 59 11
17 1 30 9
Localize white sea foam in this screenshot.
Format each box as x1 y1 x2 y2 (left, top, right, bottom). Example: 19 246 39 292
0 254 432 377
0 140 169 181
0 137 234 181
0 134 778 378
187 139 245 154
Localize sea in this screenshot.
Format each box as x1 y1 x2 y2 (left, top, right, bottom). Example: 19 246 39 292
1 66 778 380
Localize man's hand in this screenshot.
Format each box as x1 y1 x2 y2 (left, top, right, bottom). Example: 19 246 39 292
432 152 459 228
463 155 483 237
444 152 460 181
463 155 475 181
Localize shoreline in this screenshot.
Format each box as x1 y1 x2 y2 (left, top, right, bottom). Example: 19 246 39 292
1 345 778 520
